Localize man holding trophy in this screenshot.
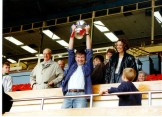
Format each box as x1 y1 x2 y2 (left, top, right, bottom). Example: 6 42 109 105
61 20 93 108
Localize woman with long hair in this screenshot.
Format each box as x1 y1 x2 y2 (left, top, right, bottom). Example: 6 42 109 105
105 39 138 83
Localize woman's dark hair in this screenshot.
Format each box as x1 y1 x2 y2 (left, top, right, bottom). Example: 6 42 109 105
115 39 129 51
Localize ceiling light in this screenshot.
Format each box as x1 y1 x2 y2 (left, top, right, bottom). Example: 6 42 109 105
154 11 162 23
21 46 38 53
94 21 105 26
94 21 109 32
4 36 24 45
104 32 119 42
94 25 109 32
7 58 17 63
42 29 60 40
56 40 69 47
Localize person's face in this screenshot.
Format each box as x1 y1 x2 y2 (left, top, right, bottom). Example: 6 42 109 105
58 60 65 70
43 49 51 62
3 65 10 74
138 73 145 81
93 58 100 67
75 54 86 65
106 52 113 60
116 41 124 53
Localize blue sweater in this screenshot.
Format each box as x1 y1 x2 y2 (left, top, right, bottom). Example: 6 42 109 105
108 81 142 106
62 49 93 95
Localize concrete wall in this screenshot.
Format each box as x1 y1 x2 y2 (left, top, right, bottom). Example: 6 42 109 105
6 80 162 112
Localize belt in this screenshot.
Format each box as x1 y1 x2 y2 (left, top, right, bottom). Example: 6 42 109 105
68 89 84 92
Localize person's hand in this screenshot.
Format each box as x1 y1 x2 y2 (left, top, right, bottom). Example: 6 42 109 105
48 81 54 86
85 25 90 34
99 90 104 95
99 90 108 95
71 24 76 32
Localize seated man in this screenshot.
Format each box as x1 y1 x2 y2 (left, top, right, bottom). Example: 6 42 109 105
61 24 93 108
57 59 66 87
58 59 66 71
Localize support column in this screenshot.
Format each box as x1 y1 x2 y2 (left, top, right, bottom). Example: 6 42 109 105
151 0 155 44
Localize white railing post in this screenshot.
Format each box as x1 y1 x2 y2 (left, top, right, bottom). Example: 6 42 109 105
89 94 93 108
148 92 152 106
40 98 44 110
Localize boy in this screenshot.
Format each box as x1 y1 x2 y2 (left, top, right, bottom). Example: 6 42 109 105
99 68 141 106
2 62 13 92
61 24 93 108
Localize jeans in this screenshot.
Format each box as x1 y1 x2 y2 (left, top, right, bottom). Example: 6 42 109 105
61 92 87 108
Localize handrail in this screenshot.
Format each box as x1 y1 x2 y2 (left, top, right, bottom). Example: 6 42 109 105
11 90 162 110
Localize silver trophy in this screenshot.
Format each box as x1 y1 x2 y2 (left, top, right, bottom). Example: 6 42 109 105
74 20 86 39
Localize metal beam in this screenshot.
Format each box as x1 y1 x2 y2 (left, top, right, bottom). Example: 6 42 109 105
3 0 162 35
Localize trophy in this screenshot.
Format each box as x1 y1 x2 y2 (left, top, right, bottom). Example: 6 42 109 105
74 20 86 39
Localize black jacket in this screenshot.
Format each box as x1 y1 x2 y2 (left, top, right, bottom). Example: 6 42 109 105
2 86 13 114
91 63 105 85
105 52 138 83
108 81 142 106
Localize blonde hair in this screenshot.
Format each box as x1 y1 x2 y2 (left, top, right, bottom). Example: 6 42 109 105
138 71 146 77
123 68 136 82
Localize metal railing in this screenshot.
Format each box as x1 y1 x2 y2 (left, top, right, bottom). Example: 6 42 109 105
12 90 162 110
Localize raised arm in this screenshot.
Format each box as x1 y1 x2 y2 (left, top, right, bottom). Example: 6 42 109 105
68 24 76 49
67 24 76 67
85 25 92 49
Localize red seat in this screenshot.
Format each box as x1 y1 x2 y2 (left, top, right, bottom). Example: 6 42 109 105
12 83 32 91
145 74 162 81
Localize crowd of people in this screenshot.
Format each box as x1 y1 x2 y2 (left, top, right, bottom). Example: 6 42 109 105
3 24 150 113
